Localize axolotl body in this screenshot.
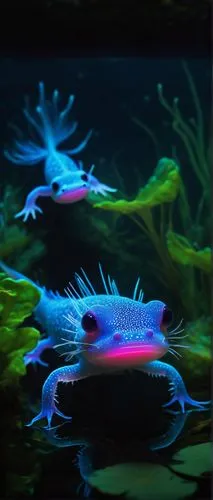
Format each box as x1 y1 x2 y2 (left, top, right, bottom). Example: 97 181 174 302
4 83 116 221
0 261 210 429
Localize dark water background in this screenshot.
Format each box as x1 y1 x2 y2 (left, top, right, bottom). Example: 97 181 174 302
0 57 210 288
0 57 211 499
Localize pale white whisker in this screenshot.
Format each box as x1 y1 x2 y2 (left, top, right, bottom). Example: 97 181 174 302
62 327 78 335
170 344 190 349
59 349 81 360
168 318 184 334
64 289 83 317
168 334 189 340
168 328 185 337
64 287 88 315
168 348 182 359
63 314 79 328
54 336 100 351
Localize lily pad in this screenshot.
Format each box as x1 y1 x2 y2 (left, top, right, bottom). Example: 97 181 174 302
171 442 211 477
88 462 196 500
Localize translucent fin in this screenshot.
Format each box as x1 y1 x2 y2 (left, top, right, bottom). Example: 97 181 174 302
4 82 93 165
35 82 78 150
64 129 93 156
4 140 47 165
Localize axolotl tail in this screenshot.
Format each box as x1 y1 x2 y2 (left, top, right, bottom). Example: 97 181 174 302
0 260 39 288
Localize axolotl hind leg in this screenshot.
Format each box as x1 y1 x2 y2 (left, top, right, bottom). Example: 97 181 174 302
138 361 211 412
26 363 87 429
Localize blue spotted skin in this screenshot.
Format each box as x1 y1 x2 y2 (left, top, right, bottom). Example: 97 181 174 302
0 261 210 429
4 82 116 222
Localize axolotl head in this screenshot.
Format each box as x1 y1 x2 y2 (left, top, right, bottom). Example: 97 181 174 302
51 171 90 204
51 168 116 204
75 296 172 368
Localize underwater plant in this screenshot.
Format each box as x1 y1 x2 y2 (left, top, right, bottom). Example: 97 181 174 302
94 157 188 310
181 316 212 380
71 202 142 273
166 231 211 274
93 62 211 381
94 62 211 319
0 184 46 272
157 61 210 199
0 272 41 386
0 272 43 496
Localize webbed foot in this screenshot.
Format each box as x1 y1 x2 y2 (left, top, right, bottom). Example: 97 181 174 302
91 182 117 196
26 404 72 429
26 363 83 429
24 337 53 368
15 204 43 222
163 394 211 413
24 352 49 368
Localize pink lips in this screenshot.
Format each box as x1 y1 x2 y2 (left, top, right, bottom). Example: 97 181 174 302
56 186 89 204
90 343 165 367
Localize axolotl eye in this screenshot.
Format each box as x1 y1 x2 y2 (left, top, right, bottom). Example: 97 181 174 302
52 181 60 193
161 306 173 327
81 311 98 333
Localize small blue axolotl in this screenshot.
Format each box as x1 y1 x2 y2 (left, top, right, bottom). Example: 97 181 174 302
0 261 210 429
4 82 116 221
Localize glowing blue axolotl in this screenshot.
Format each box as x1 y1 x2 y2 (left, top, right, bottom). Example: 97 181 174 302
4 82 116 221
0 261 210 429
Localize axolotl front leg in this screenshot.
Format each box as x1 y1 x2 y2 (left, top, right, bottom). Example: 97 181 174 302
15 185 52 222
24 336 54 367
138 361 211 412
26 362 88 429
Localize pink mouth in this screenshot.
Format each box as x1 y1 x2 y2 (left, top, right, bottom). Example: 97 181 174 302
90 343 165 367
56 187 89 204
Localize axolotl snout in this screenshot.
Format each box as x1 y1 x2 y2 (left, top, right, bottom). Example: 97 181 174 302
0 261 210 429
49 166 109 205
